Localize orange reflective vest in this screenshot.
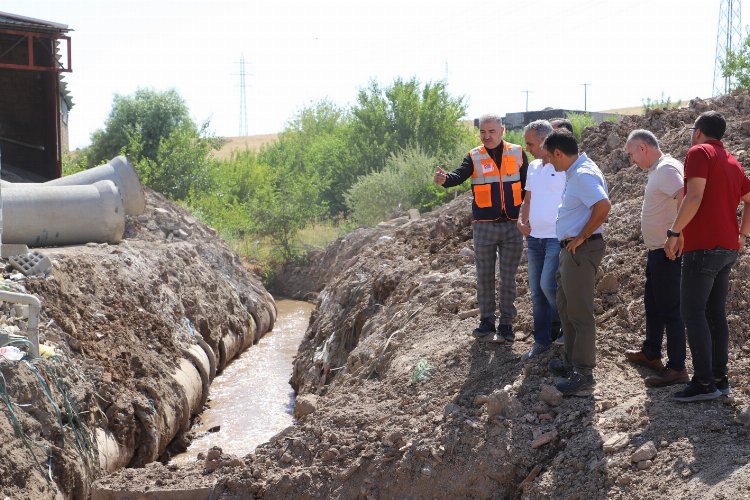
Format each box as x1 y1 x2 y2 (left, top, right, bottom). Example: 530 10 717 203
469 141 524 221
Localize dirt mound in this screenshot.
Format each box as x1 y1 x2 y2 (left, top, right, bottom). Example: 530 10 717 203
0 188 274 499
201 92 748 498
37 91 750 499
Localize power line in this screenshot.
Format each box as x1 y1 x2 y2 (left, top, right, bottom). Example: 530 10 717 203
713 0 742 96
238 53 248 137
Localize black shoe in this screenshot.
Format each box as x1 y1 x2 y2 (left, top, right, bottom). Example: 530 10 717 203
472 318 496 339
714 376 731 396
556 370 595 396
673 380 721 402
497 324 515 343
548 358 571 378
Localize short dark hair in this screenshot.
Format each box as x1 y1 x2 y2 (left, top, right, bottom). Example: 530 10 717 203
551 118 574 133
543 129 579 156
695 111 726 140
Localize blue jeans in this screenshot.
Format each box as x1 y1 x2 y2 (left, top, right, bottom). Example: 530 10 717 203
527 236 561 346
680 248 738 384
643 249 685 370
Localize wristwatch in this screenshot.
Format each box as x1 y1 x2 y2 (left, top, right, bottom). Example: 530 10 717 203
666 229 680 238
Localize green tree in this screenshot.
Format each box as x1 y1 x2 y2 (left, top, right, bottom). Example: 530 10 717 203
350 78 472 174
259 101 356 214
87 88 194 166
721 31 750 91
248 166 327 260
129 122 221 200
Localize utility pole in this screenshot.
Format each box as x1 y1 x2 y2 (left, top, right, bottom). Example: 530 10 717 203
521 90 532 112
713 0 742 96
581 83 591 112
238 53 249 137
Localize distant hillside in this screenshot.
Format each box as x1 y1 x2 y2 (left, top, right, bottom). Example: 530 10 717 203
213 134 279 159
600 105 644 116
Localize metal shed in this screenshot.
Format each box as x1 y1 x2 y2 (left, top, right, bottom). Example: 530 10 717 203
0 11 72 181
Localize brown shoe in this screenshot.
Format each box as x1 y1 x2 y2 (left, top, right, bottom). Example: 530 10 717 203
645 368 690 387
624 349 664 371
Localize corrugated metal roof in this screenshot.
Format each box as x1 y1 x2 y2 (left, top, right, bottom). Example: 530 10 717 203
0 11 69 32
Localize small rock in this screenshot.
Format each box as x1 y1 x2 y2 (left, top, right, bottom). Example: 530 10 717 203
539 384 563 407
531 430 558 449
531 403 549 414
458 247 474 260
637 459 652 470
486 388 522 419
458 308 480 320
280 452 294 464
735 406 750 426
630 441 657 463
421 465 434 476
293 394 318 419
597 274 619 294
603 432 629 453
617 476 631 486
606 132 621 150
383 431 402 447
473 395 488 407
408 209 421 220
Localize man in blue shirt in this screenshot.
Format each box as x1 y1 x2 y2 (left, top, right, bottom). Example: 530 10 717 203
543 130 610 396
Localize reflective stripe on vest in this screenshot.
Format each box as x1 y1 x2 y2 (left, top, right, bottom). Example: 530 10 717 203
469 143 523 185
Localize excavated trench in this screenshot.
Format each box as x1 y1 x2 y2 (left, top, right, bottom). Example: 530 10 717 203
172 299 314 465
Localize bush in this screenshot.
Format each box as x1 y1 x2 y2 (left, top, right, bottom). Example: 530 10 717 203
345 145 467 226
503 129 526 147
642 93 682 112
566 113 598 141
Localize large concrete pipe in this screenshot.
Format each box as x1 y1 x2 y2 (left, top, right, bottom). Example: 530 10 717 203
218 331 243 371
2 180 125 247
182 343 211 409
96 428 132 472
2 156 146 216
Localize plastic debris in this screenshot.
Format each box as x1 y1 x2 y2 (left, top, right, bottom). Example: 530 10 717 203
39 344 56 359
0 345 24 361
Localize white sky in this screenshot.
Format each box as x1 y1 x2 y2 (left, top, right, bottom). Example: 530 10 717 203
3 0 724 149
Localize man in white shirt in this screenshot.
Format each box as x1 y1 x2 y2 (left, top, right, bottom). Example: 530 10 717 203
517 120 567 360
624 129 688 387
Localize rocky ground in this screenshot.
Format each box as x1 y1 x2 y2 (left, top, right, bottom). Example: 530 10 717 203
5 91 750 499
0 188 275 499
216 91 750 498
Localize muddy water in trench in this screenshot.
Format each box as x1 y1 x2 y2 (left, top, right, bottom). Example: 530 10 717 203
172 299 314 464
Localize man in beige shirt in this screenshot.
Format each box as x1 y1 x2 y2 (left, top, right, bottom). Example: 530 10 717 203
623 129 687 386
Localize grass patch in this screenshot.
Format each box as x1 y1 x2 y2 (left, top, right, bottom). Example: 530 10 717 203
410 359 433 385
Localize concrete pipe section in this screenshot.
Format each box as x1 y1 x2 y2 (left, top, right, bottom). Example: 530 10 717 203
2 180 125 246
2 156 146 217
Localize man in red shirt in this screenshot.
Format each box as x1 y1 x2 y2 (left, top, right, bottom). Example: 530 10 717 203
665 110 750 402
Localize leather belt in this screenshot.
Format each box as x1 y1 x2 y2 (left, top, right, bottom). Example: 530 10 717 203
560 233 603 248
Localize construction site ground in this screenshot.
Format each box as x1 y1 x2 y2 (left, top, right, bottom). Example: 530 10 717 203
4 91 750 499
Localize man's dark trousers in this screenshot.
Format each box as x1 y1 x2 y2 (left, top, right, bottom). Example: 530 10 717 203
680 248 738 384
643 249 685 370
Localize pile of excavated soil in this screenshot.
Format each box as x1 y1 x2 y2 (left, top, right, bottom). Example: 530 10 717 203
0 188 274 499
96 91 750 499
10 92 750 499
